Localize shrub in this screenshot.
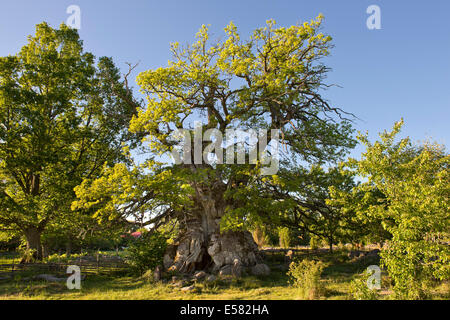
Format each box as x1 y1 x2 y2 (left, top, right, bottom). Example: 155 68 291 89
350 271 380 300
309 236 324 250
287 259 325 300
125 232 167 275
331 122 450 299
278 227 291 249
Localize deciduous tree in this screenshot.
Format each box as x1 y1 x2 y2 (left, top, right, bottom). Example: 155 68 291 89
75 16 355 273
0 23 139 261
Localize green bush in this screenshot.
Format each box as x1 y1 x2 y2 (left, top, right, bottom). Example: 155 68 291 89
125 232 167 275
350 271 380 300
309 236 322 250
287 259 324 300
331 122 450 299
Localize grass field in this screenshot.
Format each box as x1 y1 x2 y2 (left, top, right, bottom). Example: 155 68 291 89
0 249 448 300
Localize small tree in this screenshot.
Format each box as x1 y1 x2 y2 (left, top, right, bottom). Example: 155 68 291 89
125 232 167 275
288 259 325 299
335 120 450 299
278 227 291 249
266 165 358 253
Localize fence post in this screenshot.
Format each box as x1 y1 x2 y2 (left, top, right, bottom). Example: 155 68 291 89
97 250 100 274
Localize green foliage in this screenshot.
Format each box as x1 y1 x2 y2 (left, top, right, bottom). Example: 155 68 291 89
309 235 320 250
278 227 291 249
350 271 380 300
125 232 167 275
45 252 87 263
74 15 356 243
17 246 37 264
247 164 359 253
332 120 450 299
287 259 324 299
0 22 139 259
0 231 20 251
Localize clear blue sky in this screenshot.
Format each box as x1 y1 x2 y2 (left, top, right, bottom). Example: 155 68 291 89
1 0 449 159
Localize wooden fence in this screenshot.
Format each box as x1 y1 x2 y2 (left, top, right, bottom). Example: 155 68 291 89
0 260 127 278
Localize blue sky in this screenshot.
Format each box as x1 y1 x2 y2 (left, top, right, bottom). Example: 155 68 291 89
0 0 449 159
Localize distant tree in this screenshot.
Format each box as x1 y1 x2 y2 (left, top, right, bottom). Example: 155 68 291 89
328 177 391 247
41 213 127 255
278 227 291 249
257 164 359 253
0 23 139 261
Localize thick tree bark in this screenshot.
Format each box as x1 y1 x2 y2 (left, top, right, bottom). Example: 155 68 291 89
163 183 261 274
22 227 43 263
164 225 261 274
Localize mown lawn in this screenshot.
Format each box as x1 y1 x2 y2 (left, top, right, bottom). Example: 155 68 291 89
0 249 447 300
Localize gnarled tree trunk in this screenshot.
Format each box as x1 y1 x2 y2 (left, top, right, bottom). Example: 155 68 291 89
163 183 261 274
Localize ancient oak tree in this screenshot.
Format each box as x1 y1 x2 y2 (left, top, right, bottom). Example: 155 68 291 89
75 16 355 273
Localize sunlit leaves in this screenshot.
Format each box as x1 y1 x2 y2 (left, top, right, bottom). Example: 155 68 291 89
0 23 139 252
331 120 450 298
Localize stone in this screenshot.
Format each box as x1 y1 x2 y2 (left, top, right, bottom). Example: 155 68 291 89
193 271 207 280
251 264 271 276
180 284 196 292
219 265 233 276
34 274 66 282
172 280 188 288
206 275 216 282
153 266 162 282
232 259 243 278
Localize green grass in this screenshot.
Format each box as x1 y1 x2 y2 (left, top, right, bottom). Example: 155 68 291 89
0 249 447 300
0 251 19 265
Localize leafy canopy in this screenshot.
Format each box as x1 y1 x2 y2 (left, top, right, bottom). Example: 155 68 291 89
0 22 138 256
75 16 356 233
330 120 449 298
